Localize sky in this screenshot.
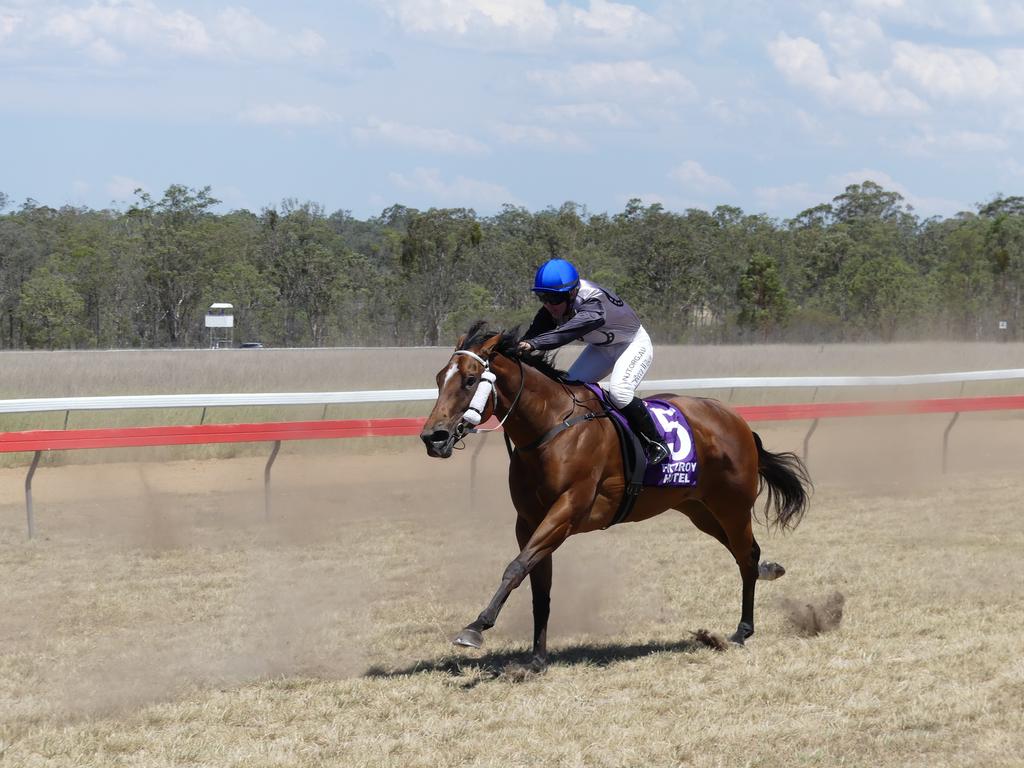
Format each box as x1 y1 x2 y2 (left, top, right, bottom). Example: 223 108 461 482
1 0 1023 221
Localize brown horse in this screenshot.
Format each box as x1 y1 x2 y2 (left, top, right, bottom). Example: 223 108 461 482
420 322 811 668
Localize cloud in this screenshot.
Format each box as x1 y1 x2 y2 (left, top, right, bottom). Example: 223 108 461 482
1 11 22 41
895 127 1010 155
18 1 324 64
493 122 586 149
238 103 340 126
355 118 489 154
768 33 928 115
891 42 1024 101
377 0 672 53
376 0 558 48
852 0 1024 37
670 160 733 196
816 11 884 57
529 60 696 101
214 6 325 59
388 167 518 209
85 36 123 63
558 0 675 52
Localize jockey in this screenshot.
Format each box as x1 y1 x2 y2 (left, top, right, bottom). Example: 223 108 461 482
517 258 670 464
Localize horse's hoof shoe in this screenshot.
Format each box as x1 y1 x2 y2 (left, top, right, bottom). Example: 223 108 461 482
453 628 484 649
758 561 786 580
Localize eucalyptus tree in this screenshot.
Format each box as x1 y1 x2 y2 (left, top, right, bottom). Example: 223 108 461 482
399 207 482 345
128 185 221 346
737 252 792 341
15 266 84 349
261 200 351 347
979 196 1024 339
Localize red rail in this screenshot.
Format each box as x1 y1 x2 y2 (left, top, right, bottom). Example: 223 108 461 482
735 394 1024 422
0 417 427 453
5 394 1024 539
2 395 1023 453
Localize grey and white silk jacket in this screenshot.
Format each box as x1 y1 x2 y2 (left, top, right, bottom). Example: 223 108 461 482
523 279 641 350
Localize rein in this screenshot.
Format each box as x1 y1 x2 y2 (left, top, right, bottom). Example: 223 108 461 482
517 411 607 451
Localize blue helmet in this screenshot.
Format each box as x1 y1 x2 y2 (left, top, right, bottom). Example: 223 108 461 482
532 259 579 294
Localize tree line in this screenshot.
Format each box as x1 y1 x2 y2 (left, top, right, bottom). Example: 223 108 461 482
0 181 1022 349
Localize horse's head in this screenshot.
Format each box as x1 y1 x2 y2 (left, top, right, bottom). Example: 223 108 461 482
420 328 504 458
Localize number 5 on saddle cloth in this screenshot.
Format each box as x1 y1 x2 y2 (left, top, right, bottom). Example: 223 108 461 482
584 384 700 527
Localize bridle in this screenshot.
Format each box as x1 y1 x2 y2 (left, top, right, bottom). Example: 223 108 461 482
451 349 525 439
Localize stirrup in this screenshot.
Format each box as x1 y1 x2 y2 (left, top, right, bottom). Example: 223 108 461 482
645 440 669 465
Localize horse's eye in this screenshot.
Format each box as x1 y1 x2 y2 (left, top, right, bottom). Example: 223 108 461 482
464 376 477 388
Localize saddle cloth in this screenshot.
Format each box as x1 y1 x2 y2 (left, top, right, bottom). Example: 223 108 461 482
585 385 699 488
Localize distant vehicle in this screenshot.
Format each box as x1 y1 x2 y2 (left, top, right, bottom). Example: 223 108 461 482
239 341 264 349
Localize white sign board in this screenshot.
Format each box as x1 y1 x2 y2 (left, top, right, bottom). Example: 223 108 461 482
999 321 1008 330
205 315 234 328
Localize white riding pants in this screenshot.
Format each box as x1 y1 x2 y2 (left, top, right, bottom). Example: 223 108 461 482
567 325 654 408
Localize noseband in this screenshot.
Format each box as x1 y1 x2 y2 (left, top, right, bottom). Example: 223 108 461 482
451 350 524 434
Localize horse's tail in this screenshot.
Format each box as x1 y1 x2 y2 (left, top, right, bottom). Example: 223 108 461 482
752 431 812 531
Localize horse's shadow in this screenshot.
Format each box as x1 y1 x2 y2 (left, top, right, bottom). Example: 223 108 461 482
363 635 721 688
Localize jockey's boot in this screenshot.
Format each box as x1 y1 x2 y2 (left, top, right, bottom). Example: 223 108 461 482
619 397 670 465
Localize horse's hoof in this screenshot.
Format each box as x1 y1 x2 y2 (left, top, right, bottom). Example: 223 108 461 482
758 561 786 580
453 628 484 649
729 623 754 646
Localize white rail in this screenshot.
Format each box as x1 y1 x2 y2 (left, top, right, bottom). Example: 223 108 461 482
1 369 1023 415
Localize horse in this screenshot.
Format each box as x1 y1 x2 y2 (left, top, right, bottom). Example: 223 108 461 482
420 321 811 669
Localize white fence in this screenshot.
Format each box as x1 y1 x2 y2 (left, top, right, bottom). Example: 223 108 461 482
1 369 1023 414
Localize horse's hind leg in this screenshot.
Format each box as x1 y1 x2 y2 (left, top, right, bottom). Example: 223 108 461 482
526 552 552 669
679 500 761 645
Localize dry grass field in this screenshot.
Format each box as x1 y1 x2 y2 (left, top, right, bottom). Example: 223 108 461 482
1 343 1023 767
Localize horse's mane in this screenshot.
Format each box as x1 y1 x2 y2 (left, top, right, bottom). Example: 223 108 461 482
459 320 570 381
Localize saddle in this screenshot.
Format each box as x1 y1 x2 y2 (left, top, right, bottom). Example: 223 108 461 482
583 384 651 527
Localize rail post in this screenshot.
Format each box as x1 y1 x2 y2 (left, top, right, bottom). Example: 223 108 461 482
25 450 41 539
942 412 960 474
802 418 819 461
264 440 281 520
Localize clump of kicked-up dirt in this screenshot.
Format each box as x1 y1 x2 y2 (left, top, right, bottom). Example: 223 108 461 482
779 591 846 636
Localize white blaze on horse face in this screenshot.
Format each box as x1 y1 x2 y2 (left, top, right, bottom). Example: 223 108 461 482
442 362 459 388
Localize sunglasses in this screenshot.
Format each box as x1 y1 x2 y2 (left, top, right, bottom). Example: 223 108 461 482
535 291 570 304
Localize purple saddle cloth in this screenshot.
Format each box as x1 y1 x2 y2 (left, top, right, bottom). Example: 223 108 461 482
586 385 699 487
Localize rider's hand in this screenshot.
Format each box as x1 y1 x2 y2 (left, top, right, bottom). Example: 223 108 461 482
517 340 534 354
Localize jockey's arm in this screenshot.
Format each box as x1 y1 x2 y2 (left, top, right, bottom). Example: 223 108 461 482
525 297 606 351
523 307 555 341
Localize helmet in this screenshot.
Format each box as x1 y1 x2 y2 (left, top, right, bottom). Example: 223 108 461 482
532 259 579 294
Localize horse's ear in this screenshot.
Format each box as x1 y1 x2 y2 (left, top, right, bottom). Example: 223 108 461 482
455 333 467 349
480 333 503 358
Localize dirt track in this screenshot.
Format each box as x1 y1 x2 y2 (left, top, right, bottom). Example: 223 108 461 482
2 414 1023 702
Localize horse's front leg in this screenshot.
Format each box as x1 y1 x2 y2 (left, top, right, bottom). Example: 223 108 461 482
453 505 572 652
